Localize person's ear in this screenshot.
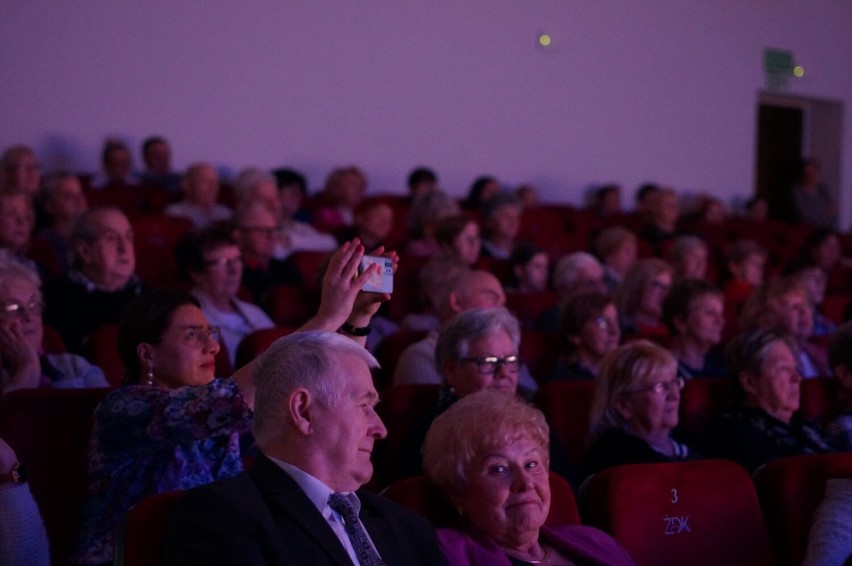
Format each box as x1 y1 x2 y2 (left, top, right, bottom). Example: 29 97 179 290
612 396 634 422
288 389 314 435
448 291 465 315
137 343 155 371
74 241 93 266
738 371 759 397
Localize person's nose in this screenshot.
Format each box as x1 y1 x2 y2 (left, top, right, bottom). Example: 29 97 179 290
370 410 388 440
511 467 535 492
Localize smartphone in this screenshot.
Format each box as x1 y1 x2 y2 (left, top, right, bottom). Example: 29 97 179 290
359 255 394 294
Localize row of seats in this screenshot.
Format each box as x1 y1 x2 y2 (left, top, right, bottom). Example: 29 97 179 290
120 453 852 566
1 378 847 564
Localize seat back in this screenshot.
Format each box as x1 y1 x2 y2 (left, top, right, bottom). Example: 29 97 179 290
534 380 596 467
383 471 580 528
0 387 112 565
519 329 560 383
234 326 298 369
371 384 441 488
799 377 845 427
371 329 428 391
678 378 731 439
584 459 774 566
755 452 852 566
131 214 194 288
265 284 317 327
117 490 184 566
81 323 125 386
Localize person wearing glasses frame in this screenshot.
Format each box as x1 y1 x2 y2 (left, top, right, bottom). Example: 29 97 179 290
396 307 577 487
75 238 394 565
583 340 700 479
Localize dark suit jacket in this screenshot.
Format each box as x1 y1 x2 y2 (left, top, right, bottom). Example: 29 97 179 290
163 455 449 566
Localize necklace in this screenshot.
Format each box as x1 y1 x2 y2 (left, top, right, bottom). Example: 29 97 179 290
527 549 549 564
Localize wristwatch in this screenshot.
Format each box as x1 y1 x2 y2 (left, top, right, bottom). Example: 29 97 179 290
0 463 27 485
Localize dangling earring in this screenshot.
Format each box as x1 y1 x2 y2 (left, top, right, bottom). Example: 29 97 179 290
146 366 154 386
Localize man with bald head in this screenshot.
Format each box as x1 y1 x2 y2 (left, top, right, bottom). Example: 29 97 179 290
164 162 232 227
164 331 448 565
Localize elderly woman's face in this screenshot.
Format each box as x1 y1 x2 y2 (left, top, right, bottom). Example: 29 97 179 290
452 221 481 265
683 294 724 347
574 304 620 362
459 435 550 544
0 277 43 352
743 340 801 424
446 330 518 398
640 270 672 316
774 291 813 339
679 245 708 280
617 363 681 437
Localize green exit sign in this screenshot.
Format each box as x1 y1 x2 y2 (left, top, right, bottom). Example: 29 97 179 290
763 48 794 91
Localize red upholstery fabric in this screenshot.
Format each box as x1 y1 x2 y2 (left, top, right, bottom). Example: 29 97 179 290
0 387 112 565
821 294 849 325
289 251 330 292
266 284 317 327
42 324 66 354
371 329 427 392
755 452 852 566
678 378 731 439
118 490 184 566
799 377 846 427
534 380 596 467
234 326 298 369
519 329 560 384
371 384 440 489
82 323 125 386
382 471 580 528
505 290 557 329
584 460 774 566
130 214 194 289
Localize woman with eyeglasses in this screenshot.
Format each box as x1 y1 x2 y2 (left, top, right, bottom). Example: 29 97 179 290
0 254 107 393
175 224 275 370
397 307 577 485
583 340 699 479
75 239 391 565
547 291 620 382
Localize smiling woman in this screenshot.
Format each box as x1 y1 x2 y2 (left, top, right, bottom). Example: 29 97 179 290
423 390 634 566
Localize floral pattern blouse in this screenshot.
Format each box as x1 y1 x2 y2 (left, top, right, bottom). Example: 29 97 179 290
74 377 253 565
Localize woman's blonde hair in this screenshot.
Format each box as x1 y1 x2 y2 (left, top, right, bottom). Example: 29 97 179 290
422 390 549 503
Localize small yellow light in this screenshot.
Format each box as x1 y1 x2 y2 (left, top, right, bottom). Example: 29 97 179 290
538 34 551 47
793 66 805 77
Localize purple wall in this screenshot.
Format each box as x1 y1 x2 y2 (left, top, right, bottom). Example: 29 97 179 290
2 2 851 224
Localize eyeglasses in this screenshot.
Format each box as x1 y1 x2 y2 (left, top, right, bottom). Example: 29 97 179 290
0 300 45 319
240 225 282 237
460 355 521 374
624 376 685 396
160 326 221 348
204 256 243 270
592 316 618 331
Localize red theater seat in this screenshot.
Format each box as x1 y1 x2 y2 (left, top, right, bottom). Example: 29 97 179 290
234 326 297 368
534 380 596 467
584 459 774 566
755 452 852 566
799 377 845 427
678 378 731 439
118 490 184 566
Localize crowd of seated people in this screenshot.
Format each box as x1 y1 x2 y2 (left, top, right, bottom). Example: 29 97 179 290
3 138 852 564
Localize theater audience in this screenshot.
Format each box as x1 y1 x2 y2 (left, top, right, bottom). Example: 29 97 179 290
407 166 439 200
723 239 766 307
515 183 540 209
479 192 521 260
76 239 387 565
0 436 50 566
43 207 143 353
536 252 606 332
640 187 680 252
314 165 367 234
399 254 469 333
347 197 394 252
802 478 852 566
741 277 830 378
706 328 835 473
788 264 835 337
163 330 446 566
0 189 36 261
589 183 622 218
667 235 709 282
662 279 727 379
744 195 769 223
792 158 837 228
175 225 274 367
593 226 638 294
423 390 633 566
507 243 549 293
615 258 673 339
232 167 281 216
462 175 500 210
547 291 620 382
139 136 181 193
233 202 303 307
405 190 461 257
34 173 89 275
826 322 852 450
0 256 107 392
584 340 697 477
164 162 232 228
273 167 337 255
0 145 41 195
399 308 565 481
435 214 481 266
89 139 139 189
633 183 660 220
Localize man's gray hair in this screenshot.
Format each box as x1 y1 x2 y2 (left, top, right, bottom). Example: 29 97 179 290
252 331 379 447
233 167 276 205
552 252 601 294
435 307 521 377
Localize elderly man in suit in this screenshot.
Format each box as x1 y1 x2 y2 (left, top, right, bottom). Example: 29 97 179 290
164 330 448 566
